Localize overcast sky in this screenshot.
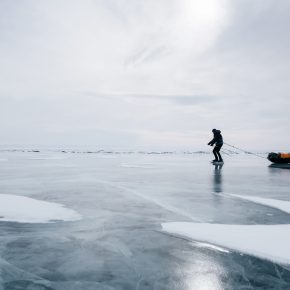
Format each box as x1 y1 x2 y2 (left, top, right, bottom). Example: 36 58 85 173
0 0 289 151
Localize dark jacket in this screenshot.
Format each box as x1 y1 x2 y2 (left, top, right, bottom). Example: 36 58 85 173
208 130 223 146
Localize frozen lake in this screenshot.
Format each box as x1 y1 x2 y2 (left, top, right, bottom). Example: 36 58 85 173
0 151 290 289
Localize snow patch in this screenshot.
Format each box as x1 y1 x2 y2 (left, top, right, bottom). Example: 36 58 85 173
162 222 290 265
231 194 290 215
0 194 81 223
162 195 290 265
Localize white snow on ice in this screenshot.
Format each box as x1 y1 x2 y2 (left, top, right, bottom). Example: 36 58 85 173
0 194 82 223
162 222 290 265
120 163 155 169
162 195 290 265
27 156 68 160
193 241 230 253
231 194 290 215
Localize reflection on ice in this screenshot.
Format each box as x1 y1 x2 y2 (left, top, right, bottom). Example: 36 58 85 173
184 256 226 290
269 164 290 170
187 273 224 290
212 163 223 193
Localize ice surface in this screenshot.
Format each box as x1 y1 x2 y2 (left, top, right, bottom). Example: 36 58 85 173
1 151 290 289
0 194 81 223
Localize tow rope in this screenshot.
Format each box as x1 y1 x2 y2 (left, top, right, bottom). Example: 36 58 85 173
223 142 267 159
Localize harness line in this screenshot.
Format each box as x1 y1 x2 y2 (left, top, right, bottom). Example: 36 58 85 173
223 142 267 160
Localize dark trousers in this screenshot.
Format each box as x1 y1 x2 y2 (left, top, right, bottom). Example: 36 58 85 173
213 145 223 161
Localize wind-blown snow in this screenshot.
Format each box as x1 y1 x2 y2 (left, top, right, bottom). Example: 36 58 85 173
162 195 290 265
0 194 81 223
120 163 154 169
193 241 230 253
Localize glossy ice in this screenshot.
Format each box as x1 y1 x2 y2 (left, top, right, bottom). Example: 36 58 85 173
0 151 290 289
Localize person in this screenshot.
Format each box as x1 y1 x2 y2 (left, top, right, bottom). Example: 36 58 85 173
208 129 223 163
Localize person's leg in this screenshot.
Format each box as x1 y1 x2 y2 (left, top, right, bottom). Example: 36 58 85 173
213 147 218 161
216 145 223 161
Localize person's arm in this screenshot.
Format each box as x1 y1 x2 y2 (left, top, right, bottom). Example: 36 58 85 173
208 137 216 146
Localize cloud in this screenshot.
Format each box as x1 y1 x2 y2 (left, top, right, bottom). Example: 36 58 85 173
0 0 289 150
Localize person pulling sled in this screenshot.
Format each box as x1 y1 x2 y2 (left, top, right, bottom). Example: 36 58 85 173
208 129 224 163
